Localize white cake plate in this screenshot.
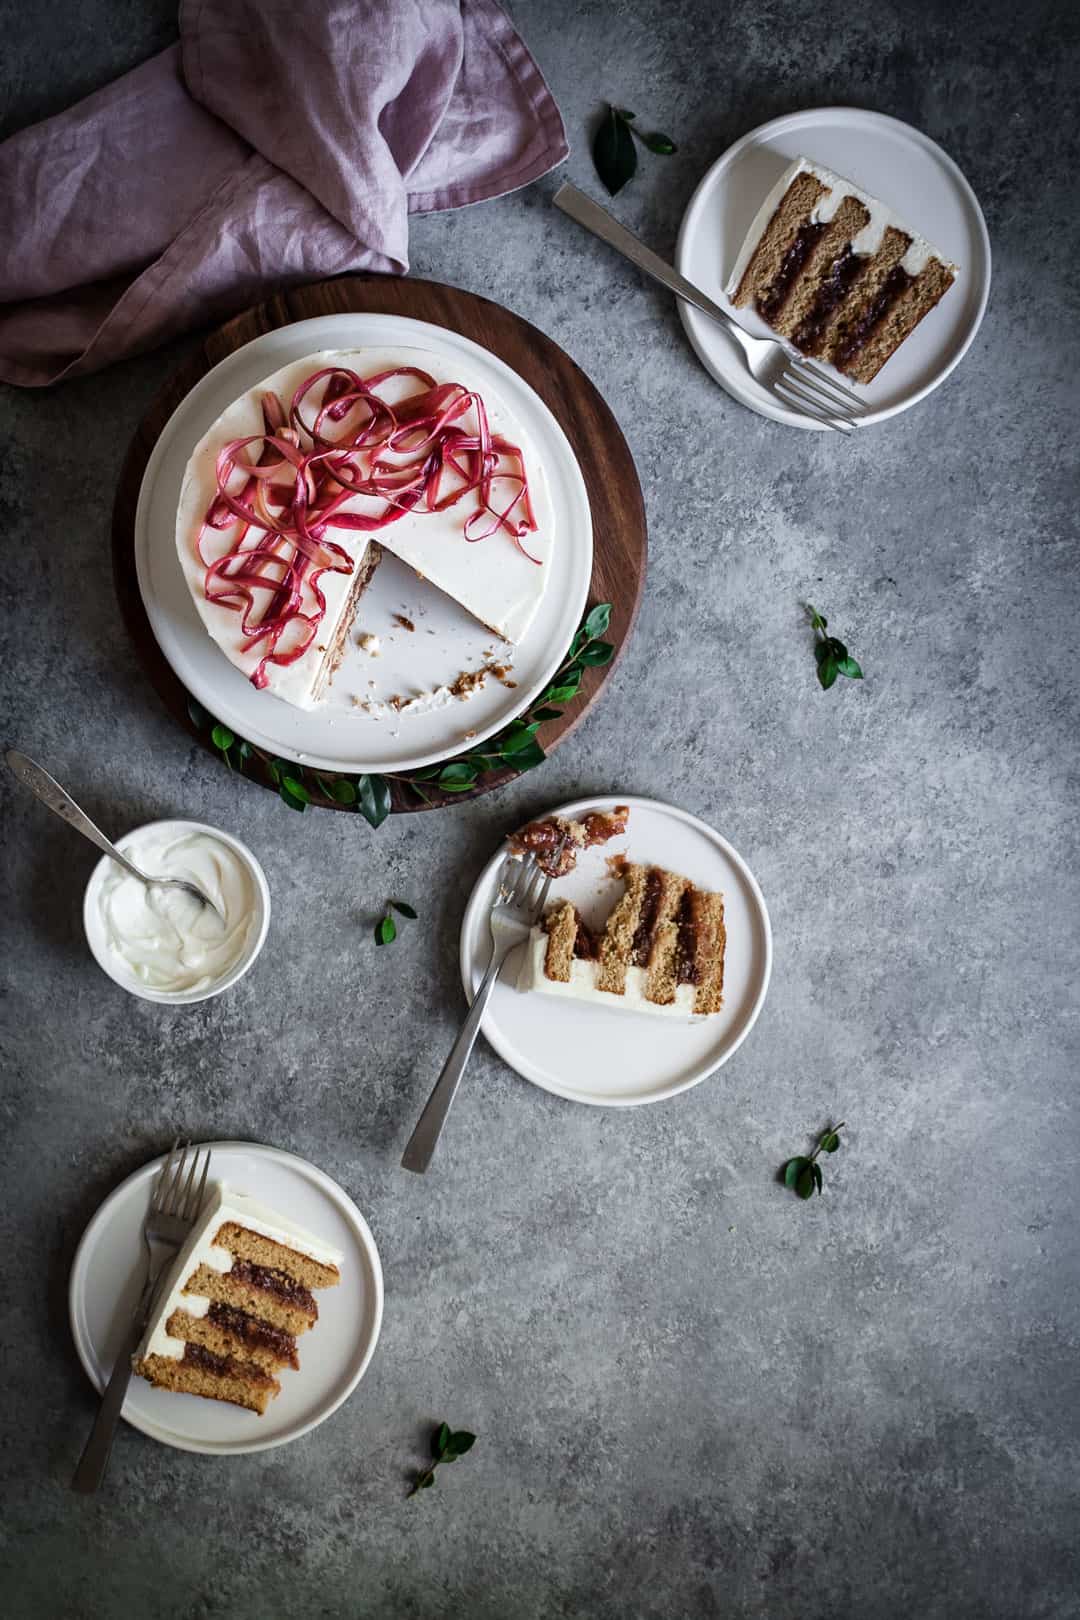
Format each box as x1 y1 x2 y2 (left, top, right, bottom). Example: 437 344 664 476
457 796 772 1107
676 106 991 429
135 313 593 773
69 1141 383 1456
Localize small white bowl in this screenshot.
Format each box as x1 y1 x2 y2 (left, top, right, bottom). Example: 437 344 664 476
82 819 270 1005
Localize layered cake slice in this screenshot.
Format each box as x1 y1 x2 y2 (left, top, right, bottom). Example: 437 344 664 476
726 157 957 382
517 861 726 1018
132 1184 342 1414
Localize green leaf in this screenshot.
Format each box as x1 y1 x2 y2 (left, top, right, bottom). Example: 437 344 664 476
433 1421 451 1460
357 773 392 828
375 913 396 946
439 761 479 786
531 707 564 723
501 725 542 755
638 129 678 155
783 1156 809 1189
811 1162 823 1194
579 640 614 667
813 640 830 666
439 779 478 793
281 775 310 804
324 777 358 806
267 758 290 786
500 738 545 773
418 1473 434 1490
615 107 636 122
544 682 581 704
583 603 612 641
592 102 637 196
820 1131 841 1154
279 781 307 812
235 739 253 762
796 1165 816 1199
817 657 839 690
826 637 848 661
187 696 211 730
445 1430 476 1459
807 605 826 631
837 656 863 680
392 901 418 920
407 765 444 782
210 723 235 752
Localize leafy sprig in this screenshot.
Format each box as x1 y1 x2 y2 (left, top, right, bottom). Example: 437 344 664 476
185 603 614 822
782 1122 845 1199
807 605 863 690
408 1422 477 1497
592 104 678 196
374 899 417 946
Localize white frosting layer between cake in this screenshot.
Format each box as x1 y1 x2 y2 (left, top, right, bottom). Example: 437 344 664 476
516 930 702 1019
725 156 957 298
176 348 555 710
136 1182 343 1362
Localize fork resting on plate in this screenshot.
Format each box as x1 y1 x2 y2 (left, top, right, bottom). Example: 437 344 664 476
402 852 556 1173
71 1141 212 1494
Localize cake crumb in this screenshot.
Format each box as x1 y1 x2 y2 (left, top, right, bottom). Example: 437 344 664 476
357 632 380 656
392 614 415 632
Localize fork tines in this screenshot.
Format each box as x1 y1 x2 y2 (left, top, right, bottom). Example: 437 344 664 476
154 1139 212 1221
776 358 866 434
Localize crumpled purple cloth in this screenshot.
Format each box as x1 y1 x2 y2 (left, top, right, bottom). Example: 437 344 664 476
0 0 567 387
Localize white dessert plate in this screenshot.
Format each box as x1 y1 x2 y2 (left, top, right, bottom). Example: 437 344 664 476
134 313 593 772
676 106 991 429
69 1141 383 1455
459 796 772 1106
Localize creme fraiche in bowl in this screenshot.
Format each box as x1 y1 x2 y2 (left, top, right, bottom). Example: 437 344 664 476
83 819 270 1004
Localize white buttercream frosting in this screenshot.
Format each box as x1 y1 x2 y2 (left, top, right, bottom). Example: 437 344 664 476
515 930 703 1020
725 156 957 298
176 348 555 710
97 827 257 994
136 1182 344 1362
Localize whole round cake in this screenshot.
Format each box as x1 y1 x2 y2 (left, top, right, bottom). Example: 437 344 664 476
176 348 555 711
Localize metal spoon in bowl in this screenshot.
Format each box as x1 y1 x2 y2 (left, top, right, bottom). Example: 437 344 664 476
5 749 225 926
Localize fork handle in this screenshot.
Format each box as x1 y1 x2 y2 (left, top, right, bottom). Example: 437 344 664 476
553 181 737 332
71 1309 147 1494
401 945 510 1174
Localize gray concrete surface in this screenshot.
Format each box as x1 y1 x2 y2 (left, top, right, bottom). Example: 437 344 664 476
2 2 1078 1616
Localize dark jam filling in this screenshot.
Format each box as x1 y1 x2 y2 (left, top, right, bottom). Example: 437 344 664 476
580 807 630 848
675 890 700 986
631 870 664 968
835 264 914 367
182 1340 275 1386
757 221 828 324
572 917 601 961
229 1259 316 1315
792 246 867 353
209 1302 298 1364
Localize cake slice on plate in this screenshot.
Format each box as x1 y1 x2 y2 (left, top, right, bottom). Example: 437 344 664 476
726 157 957 382
132 1183 342 1414
517 860 726 1018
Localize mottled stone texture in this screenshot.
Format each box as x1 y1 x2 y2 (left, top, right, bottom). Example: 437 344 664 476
1 1 1079 1616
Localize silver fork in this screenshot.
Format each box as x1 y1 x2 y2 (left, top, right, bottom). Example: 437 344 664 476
553 180 866 434
402 853 555 1173
72 1141 212 1493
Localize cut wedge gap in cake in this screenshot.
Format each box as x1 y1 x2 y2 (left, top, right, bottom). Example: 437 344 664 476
726 157 958 383
517 861 726 1019
133 1184 343 1415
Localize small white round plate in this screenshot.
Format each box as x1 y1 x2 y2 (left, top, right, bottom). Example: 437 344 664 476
134 312 593 773
69 1141 383 1455
676 107 991 429
459 796 772 1106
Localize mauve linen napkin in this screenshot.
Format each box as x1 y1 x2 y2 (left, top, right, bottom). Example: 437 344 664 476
0 0 568 387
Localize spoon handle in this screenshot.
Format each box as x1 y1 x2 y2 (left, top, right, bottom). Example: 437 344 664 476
5 750 147 885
